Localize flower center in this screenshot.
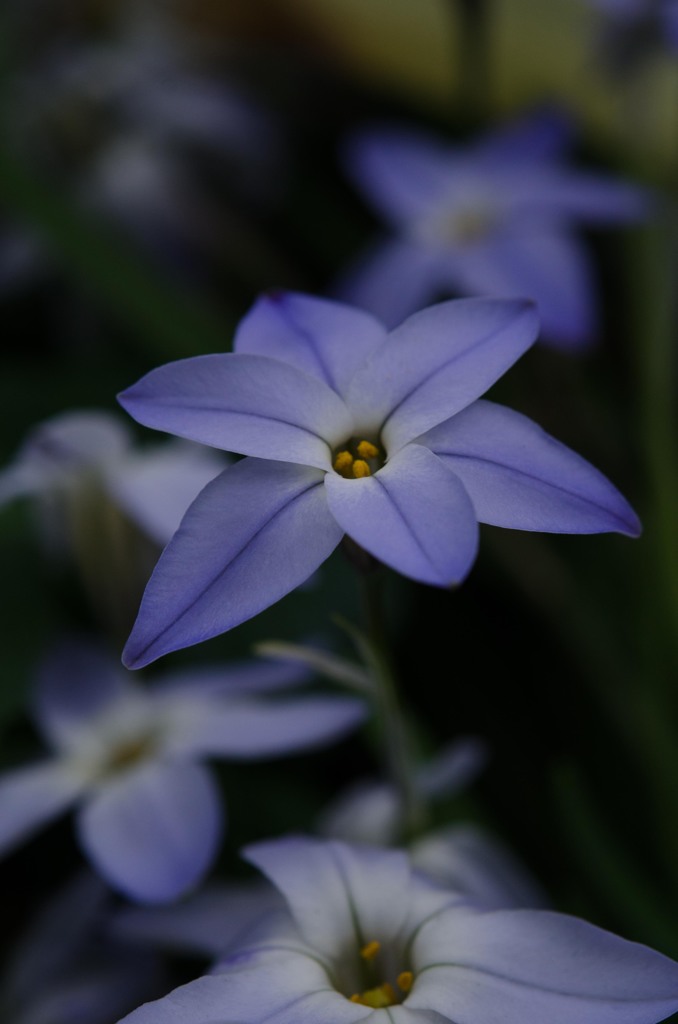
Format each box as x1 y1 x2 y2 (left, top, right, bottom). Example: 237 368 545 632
347 940 413 1008
102 732 157 776
332 439 383 479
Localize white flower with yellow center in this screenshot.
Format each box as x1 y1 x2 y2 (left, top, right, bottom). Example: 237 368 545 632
118 836 678 1024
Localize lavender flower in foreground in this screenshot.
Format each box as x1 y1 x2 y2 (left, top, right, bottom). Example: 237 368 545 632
0 638 365 903
339 110 649 346
119 291 640 668
117 835 678 1024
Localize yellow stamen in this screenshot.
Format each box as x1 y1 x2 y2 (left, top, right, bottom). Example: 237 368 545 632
333 450 354 476
350 983 396 1008
397 971 413 993
360 940 381 961
352 459 371 478
357 439 379 459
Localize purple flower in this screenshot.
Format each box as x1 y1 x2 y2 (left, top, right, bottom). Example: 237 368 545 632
339 110 649 347
118 291 640 668
0 638 365 903
116 835 678 1024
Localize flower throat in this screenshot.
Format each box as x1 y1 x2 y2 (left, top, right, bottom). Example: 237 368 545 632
333 438 384 479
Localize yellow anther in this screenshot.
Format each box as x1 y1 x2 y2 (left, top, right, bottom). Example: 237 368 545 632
352 459 371 478
360 940 381 961
333 451 354 476
397 971 413 993
351 984 396 1008
357 440 379 459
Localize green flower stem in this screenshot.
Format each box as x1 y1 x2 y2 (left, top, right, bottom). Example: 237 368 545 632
359 569 427 842
454 0 492 120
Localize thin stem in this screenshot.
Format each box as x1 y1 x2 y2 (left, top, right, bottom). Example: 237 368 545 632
454 0 492 121
359 570 426 841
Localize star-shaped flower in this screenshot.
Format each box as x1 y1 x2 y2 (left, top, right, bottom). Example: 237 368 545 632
0 638 365 903
118 291 640 669
116 835 678 1024
339 109 649 347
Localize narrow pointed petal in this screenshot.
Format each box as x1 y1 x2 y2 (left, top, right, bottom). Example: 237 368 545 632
118 353 354 470
0 761 86 857
325 445 478 586
409 905 678 1024
474 107 575 164
347 298 539 452
336 239 443 330
123 460 343 669
77 761 222 903
233 291 386 398
167 695 366 759
450 228 595 349
345 127 455 227
156 658 311 699
244 836 411 958
422 400 641 536
518 169 650 223
33 638 133 751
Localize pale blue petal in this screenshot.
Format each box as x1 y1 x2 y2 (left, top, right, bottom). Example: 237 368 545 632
244 836 411 959
0 761 86 857
422 400 641 536
449 227 595 349
155 659 311 699
411 824 545 909
114 975 244 1024
382 1011 450 1024
344 127 455 228
409 905 678 1024
77 760 222 903
33 637 133 752
335 240 443 331
233 291 386 398
117 947 365 1024
417 738 488 800
168 695 366 758
123 460 343 669
347 298 539 452
473 107 575 164
511 169 650 223
325 445 478 586
118 353 354 470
